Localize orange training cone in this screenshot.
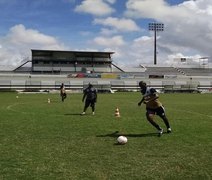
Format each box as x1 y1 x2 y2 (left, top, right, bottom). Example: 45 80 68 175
115 107 120 117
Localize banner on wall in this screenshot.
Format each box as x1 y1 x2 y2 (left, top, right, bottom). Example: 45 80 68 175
101 73 118 79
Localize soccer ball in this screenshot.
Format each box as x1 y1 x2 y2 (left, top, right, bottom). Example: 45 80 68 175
117 136 127 145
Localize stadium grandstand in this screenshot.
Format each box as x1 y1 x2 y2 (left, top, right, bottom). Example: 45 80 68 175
0 49 211 93
14 49 115 74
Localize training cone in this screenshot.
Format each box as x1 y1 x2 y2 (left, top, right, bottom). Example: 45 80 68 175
48 98 51 103
115 107 120 117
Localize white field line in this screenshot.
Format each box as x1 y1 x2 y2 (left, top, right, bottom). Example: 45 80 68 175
6 103 212 119
168 107 212 119
6 103 64 117
6 103 26 114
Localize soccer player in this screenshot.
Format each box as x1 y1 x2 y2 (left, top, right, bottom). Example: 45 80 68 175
60 83 67 102
81 83 97 115
138 81 171 136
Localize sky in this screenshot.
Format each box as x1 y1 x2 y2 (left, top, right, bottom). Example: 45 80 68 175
0 0 212 68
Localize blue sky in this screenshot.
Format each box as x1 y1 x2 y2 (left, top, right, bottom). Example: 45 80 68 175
0 0 211 68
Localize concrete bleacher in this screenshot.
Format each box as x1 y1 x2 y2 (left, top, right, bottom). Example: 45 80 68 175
178 68 212 76
145 66 184 76
0 63 211 92
125 64 211 77
0 74 211 92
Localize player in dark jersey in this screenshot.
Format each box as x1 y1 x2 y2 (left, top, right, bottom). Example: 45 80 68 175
138 81 171 136
60 83 67 102
81 83 97 115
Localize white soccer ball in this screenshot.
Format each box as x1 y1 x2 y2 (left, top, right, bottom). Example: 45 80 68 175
117 136 127 145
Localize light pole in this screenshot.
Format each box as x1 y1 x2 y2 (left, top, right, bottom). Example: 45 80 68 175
148 22 164 65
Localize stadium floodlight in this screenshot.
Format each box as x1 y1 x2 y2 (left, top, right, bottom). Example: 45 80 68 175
148 22 164 65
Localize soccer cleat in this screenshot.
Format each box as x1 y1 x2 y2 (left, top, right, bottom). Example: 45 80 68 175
158 129 163 137
92 112 95 115
167 128 172 133
81 112 85 115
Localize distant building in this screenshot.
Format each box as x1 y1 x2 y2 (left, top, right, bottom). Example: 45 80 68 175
31 49 114 74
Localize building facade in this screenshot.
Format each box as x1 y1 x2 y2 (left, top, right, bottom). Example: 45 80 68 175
31 49 114 73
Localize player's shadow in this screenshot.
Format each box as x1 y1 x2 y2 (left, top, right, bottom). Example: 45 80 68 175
96 131 158 138
64 113 82 116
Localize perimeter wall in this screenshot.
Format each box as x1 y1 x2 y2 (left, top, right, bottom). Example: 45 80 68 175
0 73 211 92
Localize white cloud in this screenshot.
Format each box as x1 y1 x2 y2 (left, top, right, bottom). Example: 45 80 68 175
7 24 59 46
0 24 66 66
99 28 118 35
134 36 151 42
105 0 116 4
116 35 155 66
123 0 212 65
74 0 115 16
93 35 125 47
93 17 141 32
125 0 175 19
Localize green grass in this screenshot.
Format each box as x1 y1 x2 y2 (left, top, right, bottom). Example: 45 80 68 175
0 92 212 180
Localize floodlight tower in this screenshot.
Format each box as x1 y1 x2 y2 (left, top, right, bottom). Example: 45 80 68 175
148 22 164 65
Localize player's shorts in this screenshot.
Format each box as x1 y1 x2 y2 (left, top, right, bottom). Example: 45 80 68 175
61 92 66 97
85 99 96 107
146 106 165 116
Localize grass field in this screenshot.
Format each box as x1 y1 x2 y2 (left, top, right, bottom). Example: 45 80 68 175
0 92 212 180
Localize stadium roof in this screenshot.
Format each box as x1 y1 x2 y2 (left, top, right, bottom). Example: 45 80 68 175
31 49 115 56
